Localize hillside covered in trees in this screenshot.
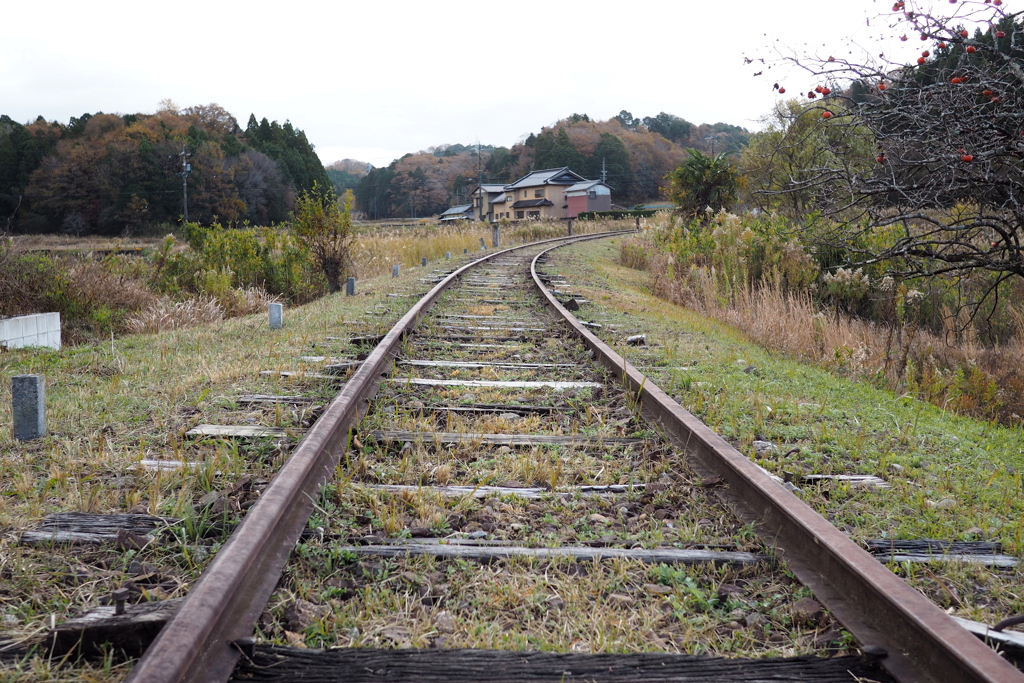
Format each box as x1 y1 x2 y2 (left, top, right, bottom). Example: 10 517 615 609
354 112 750 219
0 103 328 235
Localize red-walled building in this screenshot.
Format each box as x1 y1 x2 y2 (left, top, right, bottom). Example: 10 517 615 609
564 180 613 218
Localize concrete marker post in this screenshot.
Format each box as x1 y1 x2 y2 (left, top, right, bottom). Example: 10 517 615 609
345 277 355 296
568 218 574 236
463 248 468 254
491 225 500 248
421 257 427 267
12 374 45 441
269 303 283 330
445 252 451 260
392 264 400 278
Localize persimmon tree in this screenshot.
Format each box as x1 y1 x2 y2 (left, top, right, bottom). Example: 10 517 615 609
751 1 1024 293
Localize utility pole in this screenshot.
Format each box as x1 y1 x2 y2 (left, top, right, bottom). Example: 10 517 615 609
703 134 718 156
177 145 192 222
601 158 607 184
476 140 483 221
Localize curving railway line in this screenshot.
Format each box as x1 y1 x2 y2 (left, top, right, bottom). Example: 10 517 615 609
116 232 1020 683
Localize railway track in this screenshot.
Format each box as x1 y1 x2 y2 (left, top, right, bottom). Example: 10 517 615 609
91 233 1022 682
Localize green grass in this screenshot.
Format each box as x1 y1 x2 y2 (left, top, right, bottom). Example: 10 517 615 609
551 237 1024 625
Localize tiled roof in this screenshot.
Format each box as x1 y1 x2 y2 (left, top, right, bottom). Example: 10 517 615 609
506 167 586 190
439 204 473 216
565 180 611 193
510 198 554 209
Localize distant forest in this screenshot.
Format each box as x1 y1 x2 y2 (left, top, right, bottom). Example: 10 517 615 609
0 103 328 235
1 106 751 231
354 112 751 219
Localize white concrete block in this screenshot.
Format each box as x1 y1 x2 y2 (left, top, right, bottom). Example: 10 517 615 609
1 314 63 350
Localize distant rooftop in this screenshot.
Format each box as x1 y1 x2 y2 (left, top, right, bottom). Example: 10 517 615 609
439 204 473 217
506 167 587 190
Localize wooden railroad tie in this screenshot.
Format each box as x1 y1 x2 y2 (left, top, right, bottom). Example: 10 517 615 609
237 394 316 406
186 424 296 439
334 542 769 567
356 483 649 500
19 512 178 547
389 378 602 390
229 646 896 682
367 430 645 448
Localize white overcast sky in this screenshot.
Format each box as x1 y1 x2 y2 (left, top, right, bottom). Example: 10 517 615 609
1 0 949 167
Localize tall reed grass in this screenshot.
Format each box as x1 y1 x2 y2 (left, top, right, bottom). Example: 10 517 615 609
622 214 1024 425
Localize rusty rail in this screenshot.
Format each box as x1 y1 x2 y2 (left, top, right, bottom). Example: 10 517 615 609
125 232 623 683
529 243 1023 683
124 230 1020 683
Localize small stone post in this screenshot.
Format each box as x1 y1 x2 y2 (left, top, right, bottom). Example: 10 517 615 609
568 218 574 236
269 303 283 329
445 251 451 259
491 225 500 248
635 215 641 229
345 277 355 296
12 374 45 441
392 264 400 278
463 248 468 254
421 256 427 267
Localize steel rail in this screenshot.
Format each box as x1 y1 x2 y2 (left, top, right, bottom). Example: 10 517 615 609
125 231 626 683
530 242 1023 683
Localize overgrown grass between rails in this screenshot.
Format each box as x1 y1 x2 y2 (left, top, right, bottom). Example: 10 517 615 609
270 552 833 658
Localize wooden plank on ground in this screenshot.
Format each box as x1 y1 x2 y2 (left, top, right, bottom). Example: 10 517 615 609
237 394 316 405
47 598 183 658
20 512 178 546
866 539 1019 568
390 378 601 390
259 370 345 382
398 359 575 369
436 326 548 333
953 617 1024 661
430 403 571 414
368 430 644 448
336 543 768 566
131 459 201 472
185 424 295 438
452 343 528 349
356 483 648 500
802 474 890 489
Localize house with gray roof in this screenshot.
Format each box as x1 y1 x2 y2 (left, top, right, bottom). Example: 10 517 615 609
438 204 475 221
500 167 589 221
469 183 506 222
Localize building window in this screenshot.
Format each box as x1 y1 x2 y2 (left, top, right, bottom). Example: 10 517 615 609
527 211 540 218
588 190 597 199
516 211 524 219
534 189 545 198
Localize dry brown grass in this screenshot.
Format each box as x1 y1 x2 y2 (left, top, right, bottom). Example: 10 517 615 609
646 250 1024 423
